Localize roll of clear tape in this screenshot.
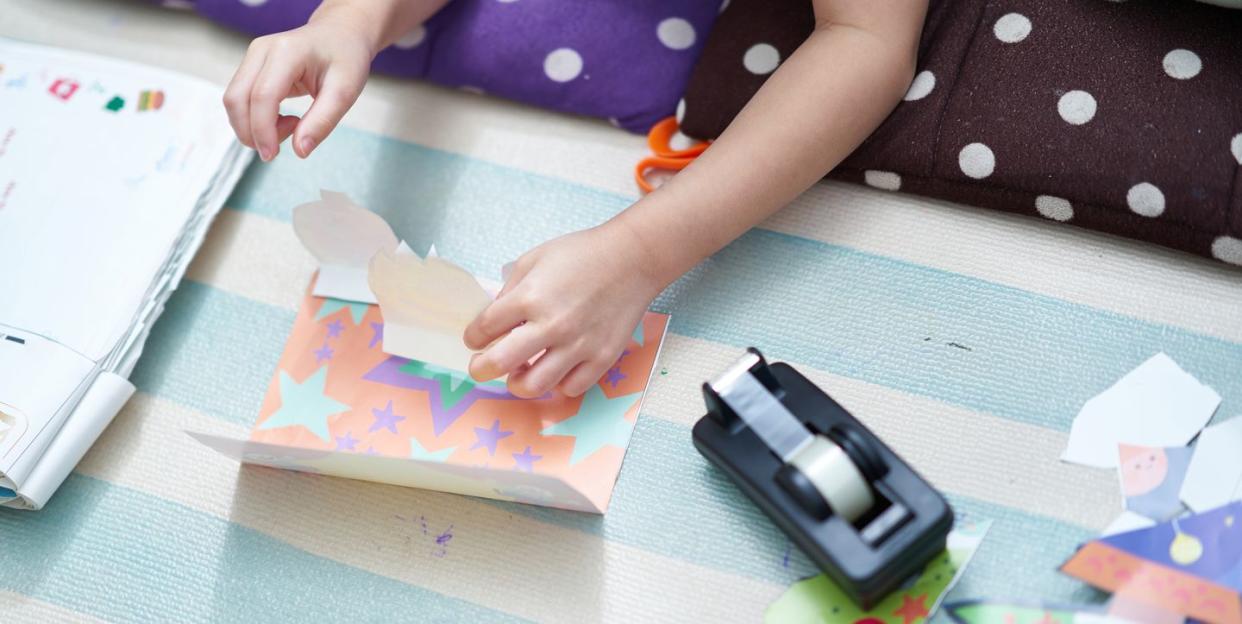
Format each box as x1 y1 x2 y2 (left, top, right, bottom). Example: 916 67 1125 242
789 435 875 523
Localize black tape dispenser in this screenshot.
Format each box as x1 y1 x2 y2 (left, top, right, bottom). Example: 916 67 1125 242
693 349 953 608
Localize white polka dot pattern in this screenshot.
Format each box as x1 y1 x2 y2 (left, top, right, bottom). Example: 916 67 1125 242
993 13 1031 43
1057 90 1096 125
676 99 686 123
958 143 996 179
1231 133 1242 165
864 171 902 191
1163 49 1202 80
657 18 696 51
395 26 426 49
1035 195 1073 222
903 71 936 102
544 48 583 83
742 44 780 75
1212 236 1242 266
1126 182 1165 217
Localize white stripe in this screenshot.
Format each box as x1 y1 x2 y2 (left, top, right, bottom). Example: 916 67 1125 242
763 183 1242 344
645 335 1120 530
76 393 783 623
0 591 106 624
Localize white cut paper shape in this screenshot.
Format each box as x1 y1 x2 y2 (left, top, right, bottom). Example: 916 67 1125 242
1179 416 1242 513
1099 510 1157 537
293 190 398 304
368 246 492 373
1061 353 1220 468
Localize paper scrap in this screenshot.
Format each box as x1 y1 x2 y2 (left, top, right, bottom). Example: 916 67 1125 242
1062 353 1220 468
1180 416 1242 514
368 246 492 373
1060 501 1242 624
1099 510 1158 538
1118 443 1192 521
293 190 399 304
764 519 991 623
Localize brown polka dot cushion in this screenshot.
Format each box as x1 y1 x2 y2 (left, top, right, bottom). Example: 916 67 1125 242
677 0 1242 267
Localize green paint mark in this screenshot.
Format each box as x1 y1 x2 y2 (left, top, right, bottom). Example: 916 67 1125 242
104 95 124 112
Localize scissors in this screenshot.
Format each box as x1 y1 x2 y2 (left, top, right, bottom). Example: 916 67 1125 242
634 117 709 193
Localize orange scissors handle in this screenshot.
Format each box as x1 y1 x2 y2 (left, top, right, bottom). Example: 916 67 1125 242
634 117 709 193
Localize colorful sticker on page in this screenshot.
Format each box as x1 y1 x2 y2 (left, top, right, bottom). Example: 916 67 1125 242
1117 443 1191 521
764 519 991 624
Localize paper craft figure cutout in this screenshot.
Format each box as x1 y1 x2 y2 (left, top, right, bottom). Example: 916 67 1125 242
1061 501 1242 624
293 190 399 304
1118 443 1191 521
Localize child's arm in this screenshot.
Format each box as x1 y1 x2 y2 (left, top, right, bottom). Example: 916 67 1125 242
465 0 928 398
222 0 450 161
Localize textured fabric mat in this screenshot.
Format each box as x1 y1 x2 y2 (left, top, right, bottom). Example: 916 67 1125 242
3 1 1241 622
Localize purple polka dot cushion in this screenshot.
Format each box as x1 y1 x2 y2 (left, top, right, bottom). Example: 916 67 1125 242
678 0 1242 268
183 0 722 133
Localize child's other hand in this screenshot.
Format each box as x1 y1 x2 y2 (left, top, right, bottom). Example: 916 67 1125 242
463 226 662 399
222 14 372 161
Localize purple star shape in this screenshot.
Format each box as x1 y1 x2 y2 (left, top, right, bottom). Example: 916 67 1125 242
604 366 626 388
369 400 406 434
325 319 344 339
369 322 384 348
470 420 513 456
313 342 334 363
334 431 359 451
511 446 542 473
365 446 379 456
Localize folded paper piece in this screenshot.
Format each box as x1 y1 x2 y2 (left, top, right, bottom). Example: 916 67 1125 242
1099 510 1157 538
1062 353 1220 469
191 284 669 513
1180 416 1242 514
944 599 1115 624
1060 501 1242 624
293 191 399 304
292 191 498 373
1118 443 1192 521
764 518 991 624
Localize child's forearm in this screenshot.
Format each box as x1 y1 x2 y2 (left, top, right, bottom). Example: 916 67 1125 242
613 0 927 288
308 0 451 55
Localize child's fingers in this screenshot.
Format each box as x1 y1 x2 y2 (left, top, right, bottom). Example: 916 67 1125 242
468 325 546 382
463 295 527 351
222 45 268 148
248 56 301 161
558 358 612 397
506 349 580 399
292 66 365 158
276 114 300 145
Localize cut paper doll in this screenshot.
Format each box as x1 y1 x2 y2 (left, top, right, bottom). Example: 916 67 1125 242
292 190 399 304
1060 501 1242 624
1117 443 1192 521
368 244 491 373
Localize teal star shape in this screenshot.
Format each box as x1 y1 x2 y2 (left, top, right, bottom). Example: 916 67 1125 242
409 437 455 462
315 297 369 325
258 366 351 442
631 319 644 346
541 385 640 464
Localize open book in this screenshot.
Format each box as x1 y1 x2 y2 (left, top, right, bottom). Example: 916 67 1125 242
0 38 252 509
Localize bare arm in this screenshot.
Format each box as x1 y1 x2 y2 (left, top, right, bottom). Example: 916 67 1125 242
464 0 929 398
616 0 927 286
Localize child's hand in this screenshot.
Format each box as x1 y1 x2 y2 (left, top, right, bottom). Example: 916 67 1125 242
463 225 662 399
222 14 373 161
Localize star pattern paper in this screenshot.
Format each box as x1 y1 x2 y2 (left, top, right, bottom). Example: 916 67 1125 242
258 367 351 443
541 386 640 465
315 297 368 325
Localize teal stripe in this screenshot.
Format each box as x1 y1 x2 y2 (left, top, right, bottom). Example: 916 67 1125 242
0 475 524 624
132 279 1101 597
224 126 1242 432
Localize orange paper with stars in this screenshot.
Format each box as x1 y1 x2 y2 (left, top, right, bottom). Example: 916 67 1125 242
191 284 669 514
